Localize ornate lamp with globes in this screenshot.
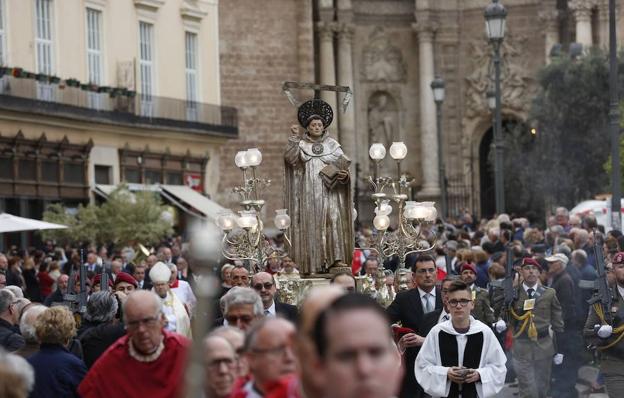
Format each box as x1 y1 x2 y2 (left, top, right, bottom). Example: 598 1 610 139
366 141 438 269
215 148 292 272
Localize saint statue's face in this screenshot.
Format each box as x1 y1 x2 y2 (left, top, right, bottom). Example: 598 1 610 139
307 119 324 138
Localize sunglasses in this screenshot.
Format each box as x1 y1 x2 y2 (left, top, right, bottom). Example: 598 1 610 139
253 282 274 291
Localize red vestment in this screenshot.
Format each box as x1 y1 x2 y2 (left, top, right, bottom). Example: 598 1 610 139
78 330 189 398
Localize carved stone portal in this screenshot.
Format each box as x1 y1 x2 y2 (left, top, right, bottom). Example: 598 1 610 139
463 32 536 121
361 27 407 83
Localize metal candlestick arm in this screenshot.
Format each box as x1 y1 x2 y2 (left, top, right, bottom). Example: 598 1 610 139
364 142 438 269
218 148 292 272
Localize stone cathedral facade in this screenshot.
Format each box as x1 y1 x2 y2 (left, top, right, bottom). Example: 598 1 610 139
217 0 618 220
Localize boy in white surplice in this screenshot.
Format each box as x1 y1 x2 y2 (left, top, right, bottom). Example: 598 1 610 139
415 280 506 398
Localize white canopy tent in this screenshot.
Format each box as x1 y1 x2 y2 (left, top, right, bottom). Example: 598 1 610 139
0 213 68 233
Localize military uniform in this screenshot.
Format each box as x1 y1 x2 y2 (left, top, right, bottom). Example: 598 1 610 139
509 284 564 398
584 285 624 397
471 285 496 326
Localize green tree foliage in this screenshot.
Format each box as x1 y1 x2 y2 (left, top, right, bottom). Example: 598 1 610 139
42 185 173 247
507 50 622 216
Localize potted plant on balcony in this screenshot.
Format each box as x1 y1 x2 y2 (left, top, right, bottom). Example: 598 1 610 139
126 90 137 98
66 78 80 88
97 86 112 94
11 67 24 78
49 76 61 84
35 73 49 82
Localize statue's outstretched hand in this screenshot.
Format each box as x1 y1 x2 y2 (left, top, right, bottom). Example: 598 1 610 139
290 124 300 136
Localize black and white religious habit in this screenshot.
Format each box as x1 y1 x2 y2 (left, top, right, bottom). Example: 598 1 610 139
414 317 506 398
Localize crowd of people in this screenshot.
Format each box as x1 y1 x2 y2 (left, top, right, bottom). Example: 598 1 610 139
0 206 622 398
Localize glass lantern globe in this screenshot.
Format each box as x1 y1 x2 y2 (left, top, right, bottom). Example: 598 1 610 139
389 142 408 160
423 202 438 222
244 148 263 167
234 151 248 169
237 210 258 229
403 201 418 220
274 209 291 230
373 214 390 231
216 212 237 232
369 143 387 160
375 200 393 216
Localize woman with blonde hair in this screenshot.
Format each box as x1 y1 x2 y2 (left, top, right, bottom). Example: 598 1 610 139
26 307 86 398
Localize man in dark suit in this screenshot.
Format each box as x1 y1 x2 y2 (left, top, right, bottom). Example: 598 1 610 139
132 265 152 290
387 253 443 398
251 272 298 323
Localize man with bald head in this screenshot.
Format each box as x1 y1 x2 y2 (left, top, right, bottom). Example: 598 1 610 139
210 326 247 377
78 290 190 398
233 317 297 397
204 335 237 398
296 285 346 398
251 272 298 322
43 274 69 307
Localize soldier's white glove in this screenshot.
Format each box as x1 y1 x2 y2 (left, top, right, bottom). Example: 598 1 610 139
553 353 564 365
494 319 507 333
597 325 613 338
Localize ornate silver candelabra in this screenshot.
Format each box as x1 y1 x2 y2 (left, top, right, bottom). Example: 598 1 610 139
216 148 291 271
366 141 438 268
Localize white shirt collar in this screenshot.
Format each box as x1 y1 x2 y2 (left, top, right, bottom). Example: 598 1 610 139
266 300 276 317
418 287 435 299
438 308 450 323
617 285 624 301
523 282 538 293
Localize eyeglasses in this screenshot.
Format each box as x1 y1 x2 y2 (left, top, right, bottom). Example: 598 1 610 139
126 315 160 330
416 268 436 274
207 357 237 370
448 299 472 307
253 282 274 291
225 315 254 324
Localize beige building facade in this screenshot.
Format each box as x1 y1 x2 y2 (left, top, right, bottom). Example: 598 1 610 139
217 0 620 220
0 0 236 248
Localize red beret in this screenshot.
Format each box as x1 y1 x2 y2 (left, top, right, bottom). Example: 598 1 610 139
113 272 138 288
521 257 541 270
460 262 477 274
613 252 624 264
92 273 113 287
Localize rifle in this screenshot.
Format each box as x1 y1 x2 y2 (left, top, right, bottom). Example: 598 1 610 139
588 232 613 325
501 245 517 321
63 250 88 317
444 254 452 275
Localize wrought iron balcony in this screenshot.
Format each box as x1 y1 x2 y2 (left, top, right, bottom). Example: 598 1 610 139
0 74 238 138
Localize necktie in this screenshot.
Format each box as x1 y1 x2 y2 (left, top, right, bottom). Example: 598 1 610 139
425 293 433 313
527 288 535 299
264 309 270 317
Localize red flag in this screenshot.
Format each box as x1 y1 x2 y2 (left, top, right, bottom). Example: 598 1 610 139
351 249 365 275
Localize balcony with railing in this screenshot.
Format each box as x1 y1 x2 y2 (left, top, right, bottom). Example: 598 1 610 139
0 73 238 138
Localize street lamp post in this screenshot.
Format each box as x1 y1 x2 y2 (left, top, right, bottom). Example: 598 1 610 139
484 0 507 215
430 76 447 219
608 0 621 230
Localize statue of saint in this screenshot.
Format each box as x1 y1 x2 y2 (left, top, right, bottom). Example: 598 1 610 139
284 99 354 275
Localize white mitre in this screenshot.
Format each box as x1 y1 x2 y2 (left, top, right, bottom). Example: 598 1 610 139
149 261 171 283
